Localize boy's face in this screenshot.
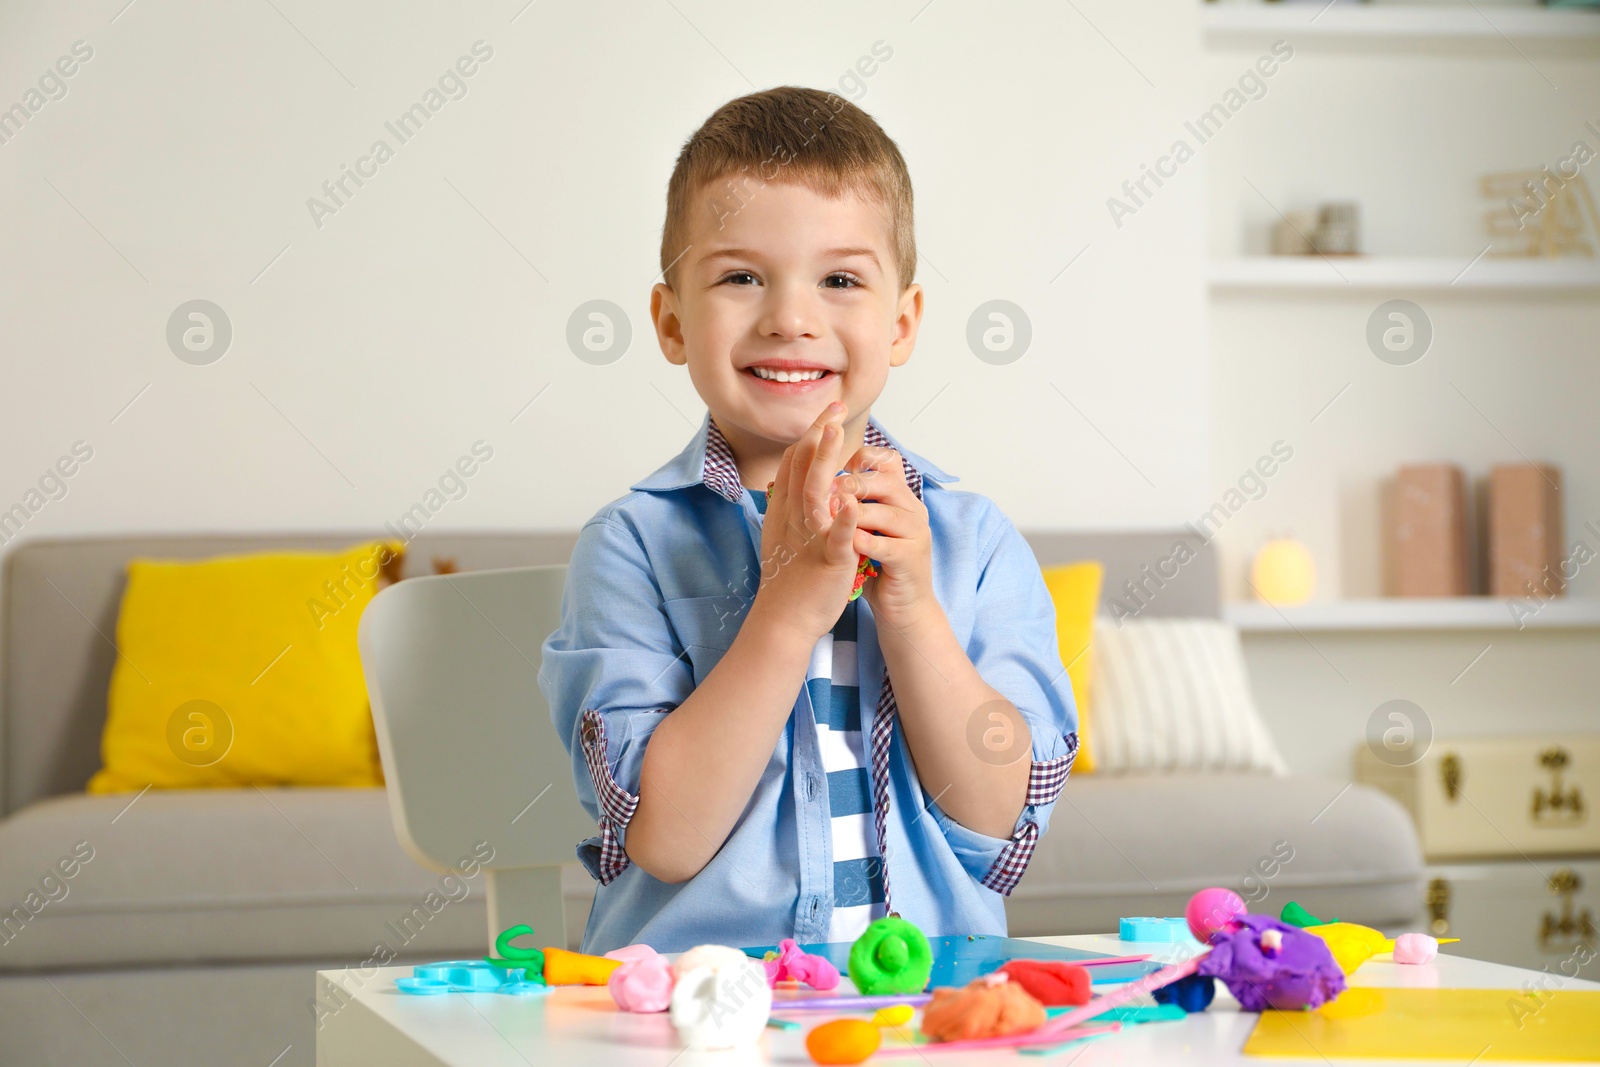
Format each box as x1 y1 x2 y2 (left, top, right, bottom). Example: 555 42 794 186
651 179 923 448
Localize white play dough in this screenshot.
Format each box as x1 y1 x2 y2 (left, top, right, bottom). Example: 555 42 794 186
668 945 772 1051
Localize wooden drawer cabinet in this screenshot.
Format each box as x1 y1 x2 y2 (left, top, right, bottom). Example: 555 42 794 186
1357 737 1598 859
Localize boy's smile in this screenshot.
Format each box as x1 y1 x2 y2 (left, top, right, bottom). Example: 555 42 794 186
652 179 923 488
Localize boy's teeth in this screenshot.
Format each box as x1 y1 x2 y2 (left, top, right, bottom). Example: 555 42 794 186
752 367 826 382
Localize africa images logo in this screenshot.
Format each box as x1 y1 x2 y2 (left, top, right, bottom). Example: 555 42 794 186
305 41 494 229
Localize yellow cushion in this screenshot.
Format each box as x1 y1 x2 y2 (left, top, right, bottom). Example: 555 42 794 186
1040 561 1103 774
87 541 402 793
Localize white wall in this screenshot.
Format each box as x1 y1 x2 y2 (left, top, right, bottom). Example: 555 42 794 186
0 0 1207 546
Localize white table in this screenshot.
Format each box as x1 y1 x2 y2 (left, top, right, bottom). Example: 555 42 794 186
315 934 1600 1066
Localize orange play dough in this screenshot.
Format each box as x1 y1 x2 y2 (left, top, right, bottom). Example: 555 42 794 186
806 1018 881 1065
920 978 1047 1043
541 946 622 985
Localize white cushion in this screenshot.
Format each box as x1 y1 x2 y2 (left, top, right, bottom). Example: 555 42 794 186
1090 618 1287 775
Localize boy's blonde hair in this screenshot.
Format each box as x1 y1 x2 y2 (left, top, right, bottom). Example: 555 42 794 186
660 86 916 293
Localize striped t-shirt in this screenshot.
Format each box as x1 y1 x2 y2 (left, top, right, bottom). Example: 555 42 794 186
750 488 887 941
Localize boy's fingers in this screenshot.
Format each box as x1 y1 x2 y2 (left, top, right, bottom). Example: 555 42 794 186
854 501 917 539
835 471 913 514
786 434 816 511
827 493 859 563
805 424 845 529
853 525 900 563
800 405 846 528
839 446 913 506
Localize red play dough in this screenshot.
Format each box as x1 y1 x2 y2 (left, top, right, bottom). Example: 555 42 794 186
996 960 1091 1006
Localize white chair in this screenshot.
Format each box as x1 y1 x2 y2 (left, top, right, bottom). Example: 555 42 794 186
358 565 596 951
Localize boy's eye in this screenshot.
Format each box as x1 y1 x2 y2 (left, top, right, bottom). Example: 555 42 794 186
718 271 862 289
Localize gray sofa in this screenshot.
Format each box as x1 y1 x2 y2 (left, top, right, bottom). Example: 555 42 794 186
0 531 1423 1067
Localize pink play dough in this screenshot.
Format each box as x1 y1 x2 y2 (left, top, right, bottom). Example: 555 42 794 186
1392 933 1439 965
763 938 841 991
1186 887 1247 942
606 945 674 1012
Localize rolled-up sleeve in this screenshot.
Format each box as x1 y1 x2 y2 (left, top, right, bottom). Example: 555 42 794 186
929 511 1079 895
539 516 694 884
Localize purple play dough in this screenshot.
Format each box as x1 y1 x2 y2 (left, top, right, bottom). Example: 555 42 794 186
1196 914 1346 1012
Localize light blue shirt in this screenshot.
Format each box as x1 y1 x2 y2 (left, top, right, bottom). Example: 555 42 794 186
540 411 1079 955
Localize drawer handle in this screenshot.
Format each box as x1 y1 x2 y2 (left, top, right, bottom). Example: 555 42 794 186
1427 877 1451 937
1540 868 1597 950
1440 753 1462 803
1531 746 1585 825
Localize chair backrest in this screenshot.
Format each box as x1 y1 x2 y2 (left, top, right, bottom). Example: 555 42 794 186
358 564 596 947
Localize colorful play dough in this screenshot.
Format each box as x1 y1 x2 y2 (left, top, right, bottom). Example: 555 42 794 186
1302 922 1387 975
1186 887 1246 942
606 945 673 1013
764 937 841 991
806 1018 881 1065
1197 914 1346 1011
1393 932 1440 965
996 960 1091 1006
848 916 933 996
871 1004 915 1027
605 943 659 964
541 946 622 986
483 923 546 975
669 946 771 1050
1150 972 1216 1013
920 974 1048 1042
1279 901 1337 929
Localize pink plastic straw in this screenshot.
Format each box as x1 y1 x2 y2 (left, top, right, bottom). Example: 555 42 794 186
873 1021 1122 1056
764 956 1149 1012
769 993 932 1012
1034 950 1209 1036
1072 953 1152 968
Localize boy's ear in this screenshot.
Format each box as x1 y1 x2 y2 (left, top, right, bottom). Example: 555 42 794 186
888 282 923 368
651 282 688 366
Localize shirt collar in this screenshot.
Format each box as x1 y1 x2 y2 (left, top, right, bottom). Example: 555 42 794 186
630 410 960 505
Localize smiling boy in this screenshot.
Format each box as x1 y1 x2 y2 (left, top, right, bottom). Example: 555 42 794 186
541 87 1078 954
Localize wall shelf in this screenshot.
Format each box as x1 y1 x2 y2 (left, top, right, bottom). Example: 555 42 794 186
1208 256 1600 292
1203 4 1600 49
1225 597 1600 632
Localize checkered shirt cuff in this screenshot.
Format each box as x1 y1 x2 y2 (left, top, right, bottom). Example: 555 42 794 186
579 708 641 885
980 731 1079 896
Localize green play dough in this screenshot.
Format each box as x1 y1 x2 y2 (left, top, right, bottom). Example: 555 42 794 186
484 922 545 978
1279 901 1337 928
848 916 933 995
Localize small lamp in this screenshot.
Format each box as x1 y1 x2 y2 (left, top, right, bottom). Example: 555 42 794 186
1251 536 1315 605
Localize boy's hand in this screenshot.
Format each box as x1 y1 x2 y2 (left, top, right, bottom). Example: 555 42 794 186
840 445 936 631
752 401 865 642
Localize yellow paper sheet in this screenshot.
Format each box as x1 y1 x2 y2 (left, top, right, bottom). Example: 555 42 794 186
1244 987 1600 1061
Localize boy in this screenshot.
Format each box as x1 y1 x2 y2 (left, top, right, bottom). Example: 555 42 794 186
541 86 1077 955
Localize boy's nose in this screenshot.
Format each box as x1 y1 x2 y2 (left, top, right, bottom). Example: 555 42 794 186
758 285 822 340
